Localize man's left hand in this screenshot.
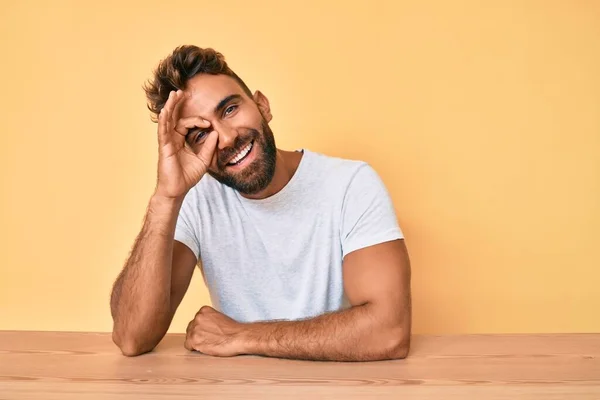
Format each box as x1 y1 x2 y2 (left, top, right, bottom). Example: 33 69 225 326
184 306 247 357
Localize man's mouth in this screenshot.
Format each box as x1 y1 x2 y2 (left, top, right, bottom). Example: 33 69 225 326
226 140 254 166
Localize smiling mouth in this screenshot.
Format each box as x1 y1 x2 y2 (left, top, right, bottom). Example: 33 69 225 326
226 141 254 166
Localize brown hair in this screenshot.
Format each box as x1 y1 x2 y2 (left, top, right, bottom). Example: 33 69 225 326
143 45 252 122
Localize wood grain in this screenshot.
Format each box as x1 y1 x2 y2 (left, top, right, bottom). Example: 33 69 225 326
0 332 598 399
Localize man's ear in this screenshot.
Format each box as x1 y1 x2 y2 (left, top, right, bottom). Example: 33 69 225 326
253 90 272 122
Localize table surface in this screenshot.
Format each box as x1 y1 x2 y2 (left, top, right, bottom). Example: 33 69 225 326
0 331 599 399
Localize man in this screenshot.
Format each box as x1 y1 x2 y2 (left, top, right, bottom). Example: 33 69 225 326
110 45 412 361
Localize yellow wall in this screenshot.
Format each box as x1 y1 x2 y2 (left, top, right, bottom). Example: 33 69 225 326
1 0 598 334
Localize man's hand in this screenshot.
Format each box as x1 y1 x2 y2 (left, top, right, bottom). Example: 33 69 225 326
155 90 218 199
184 306 246 357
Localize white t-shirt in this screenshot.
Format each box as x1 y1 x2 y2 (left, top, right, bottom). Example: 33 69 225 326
174 149 403 323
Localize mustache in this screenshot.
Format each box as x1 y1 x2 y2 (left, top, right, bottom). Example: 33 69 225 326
217 130 259 168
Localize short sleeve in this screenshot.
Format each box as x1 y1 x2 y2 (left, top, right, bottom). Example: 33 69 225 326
174 190 201 260
340 163 404 258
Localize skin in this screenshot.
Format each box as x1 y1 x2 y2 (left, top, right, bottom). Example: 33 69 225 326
110 73 411 361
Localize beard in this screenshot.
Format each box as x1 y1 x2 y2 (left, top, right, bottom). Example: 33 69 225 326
207 120 277 195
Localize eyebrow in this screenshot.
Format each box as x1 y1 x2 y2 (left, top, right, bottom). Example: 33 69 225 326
214 94 242 115
185 94 243 142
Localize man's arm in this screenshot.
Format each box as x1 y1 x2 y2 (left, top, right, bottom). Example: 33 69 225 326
111 88 217 357
186 239 411 361
243 239 411 361
110 194 197 356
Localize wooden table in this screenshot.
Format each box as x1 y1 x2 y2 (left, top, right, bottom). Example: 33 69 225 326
1 332 598 399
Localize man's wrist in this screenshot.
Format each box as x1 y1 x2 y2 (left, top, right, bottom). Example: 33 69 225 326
149 193 184 214
236 323 265 355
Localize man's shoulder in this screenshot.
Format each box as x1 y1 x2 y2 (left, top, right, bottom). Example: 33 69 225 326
303 149 381 191
303 149 369 178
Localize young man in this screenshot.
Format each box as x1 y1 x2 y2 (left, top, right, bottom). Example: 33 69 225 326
110 45 412 361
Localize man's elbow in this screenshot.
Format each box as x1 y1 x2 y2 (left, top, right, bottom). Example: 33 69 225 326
112 330 155 357
388 335 410 359
380 325 410 360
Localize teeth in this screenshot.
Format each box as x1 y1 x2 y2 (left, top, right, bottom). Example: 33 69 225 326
230 142 252 165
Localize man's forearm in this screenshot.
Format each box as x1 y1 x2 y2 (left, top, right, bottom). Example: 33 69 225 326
110 194 183 355
239 303 409 361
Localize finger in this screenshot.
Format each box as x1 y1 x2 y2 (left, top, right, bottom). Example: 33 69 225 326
184 336 194 351
195 131 219 170
186 319 194 336
195 306 207 318
199 305 213 314
164 89 180 114
165 90 185 133
175 116 211 138
184 320 199 352
157 107 169 147
172 90 188 122
157 91 176 144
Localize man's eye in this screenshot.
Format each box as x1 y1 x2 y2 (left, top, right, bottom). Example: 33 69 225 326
224 105 238 116
195 131 208 143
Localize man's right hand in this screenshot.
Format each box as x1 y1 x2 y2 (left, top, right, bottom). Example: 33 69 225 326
155 89 218 199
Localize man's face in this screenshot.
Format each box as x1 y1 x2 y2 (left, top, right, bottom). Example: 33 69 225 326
180 74 277 195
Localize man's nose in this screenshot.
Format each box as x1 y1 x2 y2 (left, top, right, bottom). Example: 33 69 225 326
215 124 238 150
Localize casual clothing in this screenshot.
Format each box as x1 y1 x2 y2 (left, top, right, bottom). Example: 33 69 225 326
174 149 403 323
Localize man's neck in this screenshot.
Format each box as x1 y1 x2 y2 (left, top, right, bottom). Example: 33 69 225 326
239 149 303 200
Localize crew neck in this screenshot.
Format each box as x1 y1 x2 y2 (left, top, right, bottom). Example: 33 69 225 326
235 149 310 207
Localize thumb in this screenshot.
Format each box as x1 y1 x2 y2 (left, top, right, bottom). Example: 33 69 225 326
199 305 217 314
196 131 218 171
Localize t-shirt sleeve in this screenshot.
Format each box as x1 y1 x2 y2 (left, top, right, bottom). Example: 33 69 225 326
340 163 404 258
174 190 201 260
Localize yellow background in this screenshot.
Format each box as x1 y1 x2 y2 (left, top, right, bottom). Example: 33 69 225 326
1 0 598 334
